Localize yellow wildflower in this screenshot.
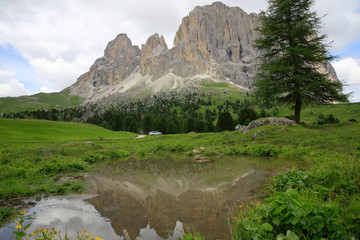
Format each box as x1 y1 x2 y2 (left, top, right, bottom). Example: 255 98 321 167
85 232 91 236
15 225 22 229
80 232 84 236
14 220 19 224
21 211 27 215
239 205 242 208
95 237 104 240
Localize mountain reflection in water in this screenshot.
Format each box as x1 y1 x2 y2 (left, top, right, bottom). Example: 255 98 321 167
0 156 297 240
85 156 293 239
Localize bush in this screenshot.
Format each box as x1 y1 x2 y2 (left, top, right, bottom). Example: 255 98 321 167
280 147 310 159
203 150 218 156
83 153 103 164
272 170 313 192
233 189 349 240
348 118 357 122
317 114 339 125
238 108 258 125
225 146 248 155
247 144 280 157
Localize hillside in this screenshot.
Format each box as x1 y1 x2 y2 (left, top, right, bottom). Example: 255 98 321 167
0 90 83 114
0 118 136 143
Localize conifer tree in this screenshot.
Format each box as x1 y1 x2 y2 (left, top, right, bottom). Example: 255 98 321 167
254 0 348 123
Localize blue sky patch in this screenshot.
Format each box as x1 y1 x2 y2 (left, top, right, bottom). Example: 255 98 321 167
0 44 38 94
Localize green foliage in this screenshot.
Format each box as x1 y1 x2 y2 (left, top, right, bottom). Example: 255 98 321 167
233 189 348 239
216 111 234 131
316 114 340 125
272 170 313 192
348 118 357 122
238 108 258 125
254 0 348 123
0 208 12 224
181 232 204 240
83 153 104 164
225 146 248 155
143 114 153 134
247 144 280 157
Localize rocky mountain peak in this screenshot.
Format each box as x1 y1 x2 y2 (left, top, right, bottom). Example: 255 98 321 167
140 33 168 64
69 2 339 101
104 33 140 58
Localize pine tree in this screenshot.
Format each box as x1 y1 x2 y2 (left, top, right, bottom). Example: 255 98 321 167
254 0 348 123
143 114 153 134
216 111 234 132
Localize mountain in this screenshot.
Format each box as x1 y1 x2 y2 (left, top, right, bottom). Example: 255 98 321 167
68 2 338 102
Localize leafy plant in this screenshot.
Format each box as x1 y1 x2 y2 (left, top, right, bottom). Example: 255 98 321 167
233 189 349 239
317 114 340 125
83 153 103 164
272 170 313 192
247 144 280 157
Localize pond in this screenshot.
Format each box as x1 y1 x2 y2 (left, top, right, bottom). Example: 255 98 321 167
0 155 300 240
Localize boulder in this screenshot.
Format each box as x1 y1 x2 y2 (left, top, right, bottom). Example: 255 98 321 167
236 117 296 133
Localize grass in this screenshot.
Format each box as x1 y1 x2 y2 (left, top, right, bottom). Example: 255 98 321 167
0 110 359 238
0 90 83 114
0 118 136 143
273 102 360 123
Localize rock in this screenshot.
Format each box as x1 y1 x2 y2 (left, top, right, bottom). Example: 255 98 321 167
236 117 296 132
140 33 171 79
252 131 266 139
192 154 210 163
192 147 206 154
235 124 247 131
68 3 340 101
69 34 141 98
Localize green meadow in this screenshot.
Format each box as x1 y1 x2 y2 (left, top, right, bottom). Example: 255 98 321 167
0 90 83 114
0 104 360 238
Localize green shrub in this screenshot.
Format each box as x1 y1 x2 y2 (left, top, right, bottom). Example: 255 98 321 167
65 162 85 171
272 170 313 192
225 146 248 155
118 150 130 158
39 164 59 174
0 208 12 222
317 114 339 125
203 150 218 156
280 147 310 159
83 153 103 163
248 144 280 157
233 189 349 239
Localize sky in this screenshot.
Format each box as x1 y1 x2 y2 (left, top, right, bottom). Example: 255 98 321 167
0 0 359 102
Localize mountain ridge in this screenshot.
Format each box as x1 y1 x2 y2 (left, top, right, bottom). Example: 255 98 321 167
68 2 339 103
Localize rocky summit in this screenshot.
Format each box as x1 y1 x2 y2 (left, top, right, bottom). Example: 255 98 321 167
69 1 339 102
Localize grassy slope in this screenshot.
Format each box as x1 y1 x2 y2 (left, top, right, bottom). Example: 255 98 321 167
0 118 136 142
0 90 83 114
273 102 360 123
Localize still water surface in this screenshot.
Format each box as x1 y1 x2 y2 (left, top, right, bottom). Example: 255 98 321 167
0 155 298 239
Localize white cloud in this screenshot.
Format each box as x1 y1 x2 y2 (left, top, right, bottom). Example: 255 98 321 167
333 58 360 102
29 54 94 91
0 69 29 97
315 0 360 52
333 58 360 85
0 0 359 97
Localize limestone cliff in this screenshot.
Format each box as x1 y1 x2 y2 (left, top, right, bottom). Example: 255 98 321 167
70 34 141 97
69 2 339 101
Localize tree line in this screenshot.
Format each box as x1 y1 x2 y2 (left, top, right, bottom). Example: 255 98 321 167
3 93 268 134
